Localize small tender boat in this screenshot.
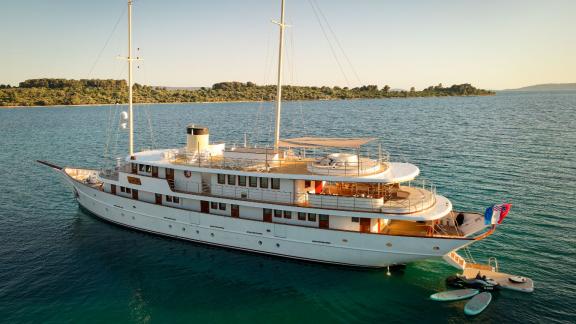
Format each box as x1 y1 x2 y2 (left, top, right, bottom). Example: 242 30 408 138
508 276 527 283
464 292 492 316
430 289 479 301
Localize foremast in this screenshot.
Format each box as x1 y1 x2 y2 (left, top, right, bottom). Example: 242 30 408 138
273 0 287 152
127 0 134 157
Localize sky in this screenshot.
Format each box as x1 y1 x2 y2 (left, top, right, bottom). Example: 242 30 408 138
1 0 575 90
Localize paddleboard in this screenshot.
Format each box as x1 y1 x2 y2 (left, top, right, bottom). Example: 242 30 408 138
430 289 479 301
464 292 492 316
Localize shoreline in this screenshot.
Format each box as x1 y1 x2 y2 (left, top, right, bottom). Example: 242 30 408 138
0 95 494 109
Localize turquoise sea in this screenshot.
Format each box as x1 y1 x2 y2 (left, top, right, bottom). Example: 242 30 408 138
0 91 575 323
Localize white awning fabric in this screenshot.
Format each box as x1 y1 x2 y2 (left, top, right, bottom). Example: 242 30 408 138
278 137 376 148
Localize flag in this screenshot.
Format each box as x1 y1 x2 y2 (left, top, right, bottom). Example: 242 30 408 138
484 203 511 225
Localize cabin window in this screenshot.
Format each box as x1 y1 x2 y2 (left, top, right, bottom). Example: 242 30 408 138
249 176 258 187
211 202 218 209
260 177 269 189
146 165 152 173
304 180 311 187
308 213 317 222
217 174 225 184
298 212 306 221
166 195 173 203
227 174 236 185
238 176 246 186
283 211 292 219
138 164 144 171
319 214 329 221
271 178 280 190
274 210 282 218
264 208 272 215
120 186 126 193
125 187 132 194
219 203 226 211
351 217 359 223
173 196 180 204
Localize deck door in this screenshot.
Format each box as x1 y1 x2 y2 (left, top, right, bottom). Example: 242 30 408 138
155 193 162 205
111 184 116 195
359 218 371 233
231 204 240 218
152 166 158 178
263 209 273 223
166 168 175 180
201 200 209 213
132 189 139 200
319 214 329 229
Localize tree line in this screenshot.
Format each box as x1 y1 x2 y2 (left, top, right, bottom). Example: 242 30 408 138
0 79 495 107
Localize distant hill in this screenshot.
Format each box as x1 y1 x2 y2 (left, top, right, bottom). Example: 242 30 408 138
509 83 576 91
0 79 495 107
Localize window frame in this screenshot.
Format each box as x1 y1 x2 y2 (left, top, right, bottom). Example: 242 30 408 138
351 217 360 223
308 213 317 222
271 178 280 190
249 176 258 188
260 177 269 189
274 210 282 218
211 201 218 209
298 212 306 221
219 203 226 211
283 211 292 219
217 174 226 184
227 174 236 186
238 176 246 186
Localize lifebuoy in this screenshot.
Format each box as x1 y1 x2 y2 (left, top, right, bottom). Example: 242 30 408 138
184 170 192 178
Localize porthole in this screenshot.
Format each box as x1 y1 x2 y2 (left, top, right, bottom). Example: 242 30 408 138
433 246 440 251
211 233 214 237
342 239 348 243
196 230 200 234
386 242 392 247
182 227 186 231
266 229 271 232
276 243 280 248
258 241 262 245
168 224 172 228
133 205 136 209
132 216 135 220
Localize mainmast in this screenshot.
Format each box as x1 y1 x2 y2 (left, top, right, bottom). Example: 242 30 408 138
273 0 286 151
127 0 134 157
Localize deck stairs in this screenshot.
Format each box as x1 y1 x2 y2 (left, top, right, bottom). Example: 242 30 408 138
443 250 534 293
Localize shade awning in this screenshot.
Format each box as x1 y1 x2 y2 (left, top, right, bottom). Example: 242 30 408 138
278 137 376 148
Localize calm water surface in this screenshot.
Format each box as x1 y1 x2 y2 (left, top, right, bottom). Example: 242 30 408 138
0 91 575 323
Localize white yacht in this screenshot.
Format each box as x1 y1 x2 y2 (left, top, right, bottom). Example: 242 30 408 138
39 0 506 268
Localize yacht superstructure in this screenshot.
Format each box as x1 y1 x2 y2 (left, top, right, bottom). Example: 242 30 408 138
39 0 506 268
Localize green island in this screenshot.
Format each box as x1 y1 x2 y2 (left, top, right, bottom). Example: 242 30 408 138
0 79 494 107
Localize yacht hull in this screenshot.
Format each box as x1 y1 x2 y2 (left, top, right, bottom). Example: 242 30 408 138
66 174 473 268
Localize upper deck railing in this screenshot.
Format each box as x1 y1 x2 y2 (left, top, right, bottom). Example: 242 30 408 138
166 147 389 177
